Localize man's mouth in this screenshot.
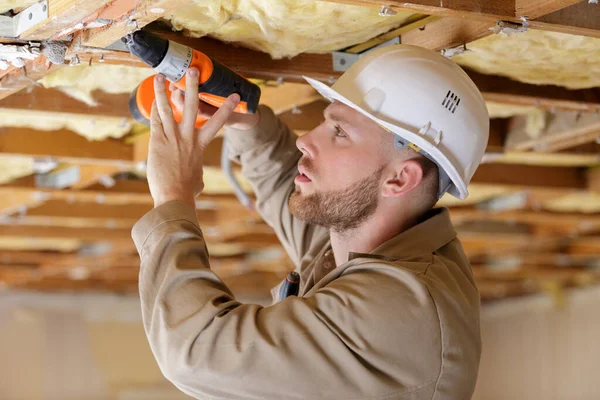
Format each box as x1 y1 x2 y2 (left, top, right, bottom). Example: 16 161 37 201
295 172 312 184
296 165 312 183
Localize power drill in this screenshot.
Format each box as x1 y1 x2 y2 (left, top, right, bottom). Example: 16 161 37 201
125 31 261 127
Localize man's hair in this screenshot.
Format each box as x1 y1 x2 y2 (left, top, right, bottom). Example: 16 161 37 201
378 131 440 214
414 154 440 213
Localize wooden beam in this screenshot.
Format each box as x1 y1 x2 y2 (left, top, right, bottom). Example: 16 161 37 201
0 224 132 241
0 87 131 118
322 0 513 20
451 209 600 234
467 69 600 114
326 0 589 28
0 127 134 161
471 252 600 268
401 17 492 51
514 0 585 20
345 15 442 54
0 56 61 101
531 1 600 38
81 0 193 48
0 183 244 208
19 0 113 41
471 163 587 189
18 199 217 223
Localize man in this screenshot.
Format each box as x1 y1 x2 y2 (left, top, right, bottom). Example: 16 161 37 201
132 45 489 399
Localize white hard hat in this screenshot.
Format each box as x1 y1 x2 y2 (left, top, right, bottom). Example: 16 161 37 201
304 45 489 200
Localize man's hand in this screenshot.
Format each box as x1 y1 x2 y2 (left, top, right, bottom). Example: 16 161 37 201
169 82 260 131
148 69 241 209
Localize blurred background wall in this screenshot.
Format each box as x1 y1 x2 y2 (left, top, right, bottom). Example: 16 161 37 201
1 286 599 400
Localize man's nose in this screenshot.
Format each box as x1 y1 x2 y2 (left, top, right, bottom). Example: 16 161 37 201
296 130 317 159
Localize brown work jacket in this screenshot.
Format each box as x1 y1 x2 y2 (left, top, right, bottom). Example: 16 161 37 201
132 106 482 400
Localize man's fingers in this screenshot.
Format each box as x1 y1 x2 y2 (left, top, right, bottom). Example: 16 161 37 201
181 68 200 135
154 74 178 139
150 100 166 139
170 88 184 112
198 93 240 149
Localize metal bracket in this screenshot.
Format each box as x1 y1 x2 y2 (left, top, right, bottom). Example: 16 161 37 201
490 18 528 35
441 43 468 58
35 165 80 189
0 1 48 38
332 37 400 72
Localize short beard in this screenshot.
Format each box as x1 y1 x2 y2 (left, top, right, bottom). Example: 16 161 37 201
288 166 384 233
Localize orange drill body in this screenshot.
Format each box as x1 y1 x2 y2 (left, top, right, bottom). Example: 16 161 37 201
126 31 259 127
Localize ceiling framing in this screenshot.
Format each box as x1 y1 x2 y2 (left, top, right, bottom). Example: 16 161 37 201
0 0 599 303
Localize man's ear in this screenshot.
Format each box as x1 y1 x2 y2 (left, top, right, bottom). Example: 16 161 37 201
381 159 424 198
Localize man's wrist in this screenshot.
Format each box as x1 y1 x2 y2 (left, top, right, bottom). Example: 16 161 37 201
153 193 195 209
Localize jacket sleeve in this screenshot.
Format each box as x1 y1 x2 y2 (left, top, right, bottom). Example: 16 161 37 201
224 105 328 268
132 202 441 400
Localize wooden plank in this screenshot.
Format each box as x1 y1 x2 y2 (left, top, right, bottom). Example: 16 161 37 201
401 17 493 51
0 183 244 208
471 163 587 189
326 0 593 36
346 15 442 54
589 167 600 193
82 0 193 48
471 252 600 267
467 69 600 114
0 224 132 241
20 199 217 222
19 0 114 41
531 0 600 38
0 127 135 162
0 87 131 118
0 56 61 101
322 0 513 20
514 0 584 19
450 209 600 232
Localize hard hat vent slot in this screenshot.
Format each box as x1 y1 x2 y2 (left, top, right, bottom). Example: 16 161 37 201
442 90 461 114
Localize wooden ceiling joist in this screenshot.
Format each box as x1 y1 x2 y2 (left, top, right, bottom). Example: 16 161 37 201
324 0 579 21
466 69 600 114
325 0 597 51
0 87 131 118
19 0 114 41
81 0 194 48
0 126 142 164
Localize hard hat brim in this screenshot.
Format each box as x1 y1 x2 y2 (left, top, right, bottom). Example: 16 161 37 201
303 76 469 200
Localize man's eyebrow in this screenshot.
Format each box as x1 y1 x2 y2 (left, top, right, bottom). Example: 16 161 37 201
323 109 350 125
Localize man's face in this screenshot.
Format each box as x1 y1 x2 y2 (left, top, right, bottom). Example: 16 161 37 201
289 101 389 232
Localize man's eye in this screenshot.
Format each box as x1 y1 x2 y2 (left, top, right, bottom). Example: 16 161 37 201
334 126 347 138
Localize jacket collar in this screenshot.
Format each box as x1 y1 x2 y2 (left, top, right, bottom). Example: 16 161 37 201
347 207 456 262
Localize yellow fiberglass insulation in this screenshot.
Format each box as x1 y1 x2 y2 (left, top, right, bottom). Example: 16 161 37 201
164 0 414 59
0 155 34 185
38 65 155 107
453 30 600 89
0 109 133 140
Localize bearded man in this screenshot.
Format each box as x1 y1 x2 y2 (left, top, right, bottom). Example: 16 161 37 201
132 45 490 400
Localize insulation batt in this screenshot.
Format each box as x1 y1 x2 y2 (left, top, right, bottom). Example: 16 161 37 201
0 109 134 140
164 0 413 58
453 30 600 89
38 65 155 107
